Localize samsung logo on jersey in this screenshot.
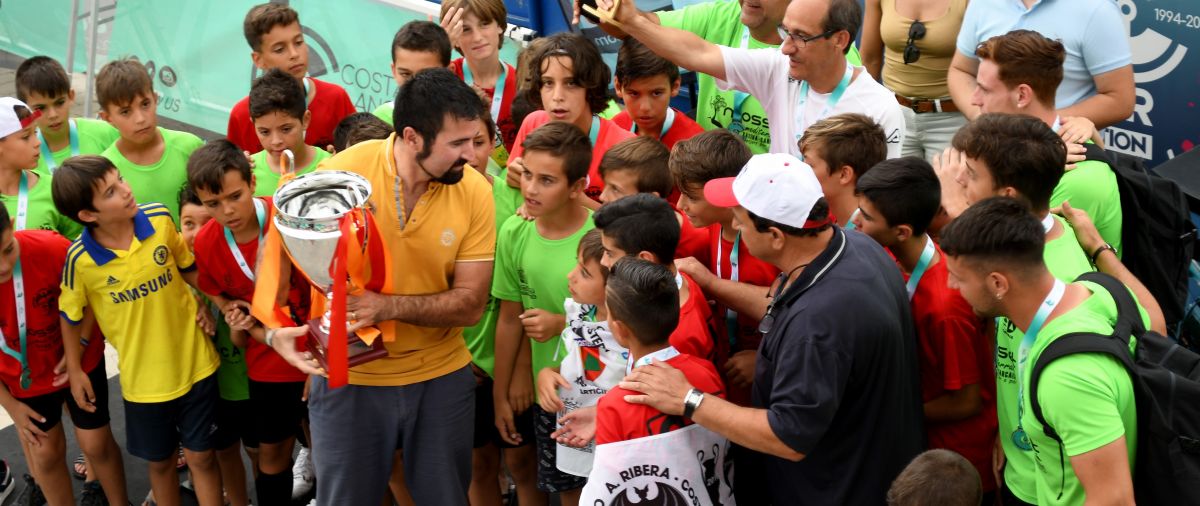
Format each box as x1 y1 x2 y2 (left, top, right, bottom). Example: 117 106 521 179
108 269 173 304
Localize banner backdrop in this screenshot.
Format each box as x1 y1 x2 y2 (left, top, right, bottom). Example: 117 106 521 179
580 425 735 506
0 0 95 73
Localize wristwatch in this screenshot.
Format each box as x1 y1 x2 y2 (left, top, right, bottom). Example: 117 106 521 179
683 388 706 418
265 328 277 349
1090 243 1117 265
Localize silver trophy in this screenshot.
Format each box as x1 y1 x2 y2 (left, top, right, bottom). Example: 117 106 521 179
273 168 387 369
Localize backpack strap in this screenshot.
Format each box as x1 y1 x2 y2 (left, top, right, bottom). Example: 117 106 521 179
1081 142 1113 165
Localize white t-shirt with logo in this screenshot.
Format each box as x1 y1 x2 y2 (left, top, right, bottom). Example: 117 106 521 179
718 46 905 158
556 298 629 477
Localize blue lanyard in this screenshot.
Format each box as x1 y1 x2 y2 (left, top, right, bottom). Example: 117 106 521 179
905 236 936 300
0 254 30 389
463 61 509 126
1011 279 1067 450
632 107 676 139
223 198 266 281
844 208 861 230
626 345 680 375
795 66 854 145
37 119 80 173
588 115 600 147
13 171 30 231
716 229 741 347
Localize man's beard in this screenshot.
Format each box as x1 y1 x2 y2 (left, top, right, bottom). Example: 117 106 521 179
416 145 467 185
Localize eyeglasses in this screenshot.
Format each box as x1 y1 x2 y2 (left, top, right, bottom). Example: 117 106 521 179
903 20 926 64
776 26 837 48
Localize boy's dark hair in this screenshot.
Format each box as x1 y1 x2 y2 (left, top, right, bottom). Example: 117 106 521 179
243 3 300 52
599 137 673 197
510 93 536 134
855 157 941 236
615 37 680 86
747 198 832 238
886 449 983 506
606 257 679 346
669 130 751 190
976 29 1065 109
520 121 592 184
392 21 452 66
179 185 203 210
939 196 1045 273
798 113 888 181
249 68 306 121
95 58 154 109
825 0 863 55
52 155 115 227
525 32 610 115
578 229 609 280
394 68 485 157
593 193 679 263
15 56 71 102
333 113 394 153
0 204 10 238
187 139 254 196
951 113 1065 212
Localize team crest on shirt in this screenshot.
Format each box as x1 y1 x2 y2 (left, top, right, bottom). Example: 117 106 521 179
152 245 168 266
440 228 455 246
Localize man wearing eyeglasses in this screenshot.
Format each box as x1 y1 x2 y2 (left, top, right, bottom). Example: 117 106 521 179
593 0 904 159
617 153 923 505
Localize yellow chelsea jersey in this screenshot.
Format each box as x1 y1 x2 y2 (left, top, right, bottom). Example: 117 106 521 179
59 203 218 403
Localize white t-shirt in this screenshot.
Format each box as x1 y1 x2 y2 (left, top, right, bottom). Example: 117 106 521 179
556 298 628 477
719 46 905 158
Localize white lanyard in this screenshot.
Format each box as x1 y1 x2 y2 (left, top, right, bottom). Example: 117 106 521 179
716 229 741 347
37 119 79 173
632 107 675 139
794 66 854 145
905 235 936 300
223 198 266 281
13 171 29 231
626 345 681 375
1041 213 1054 233
1011 279 1066 451
0 254 29 389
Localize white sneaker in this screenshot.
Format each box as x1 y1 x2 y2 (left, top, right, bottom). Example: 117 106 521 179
292 446 315 499
0 460 14 505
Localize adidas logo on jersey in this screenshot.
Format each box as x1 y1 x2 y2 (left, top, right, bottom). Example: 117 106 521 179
106 276 120 286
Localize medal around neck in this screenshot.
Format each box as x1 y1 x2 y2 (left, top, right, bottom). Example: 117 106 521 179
273 170 387 372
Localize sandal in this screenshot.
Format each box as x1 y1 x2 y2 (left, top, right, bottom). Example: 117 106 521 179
72 453 87 480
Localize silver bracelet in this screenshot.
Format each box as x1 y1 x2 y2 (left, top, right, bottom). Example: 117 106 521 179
265 328 276 348
683 388 705 418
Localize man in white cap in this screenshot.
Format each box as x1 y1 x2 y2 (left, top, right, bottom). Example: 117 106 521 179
618 153 923 504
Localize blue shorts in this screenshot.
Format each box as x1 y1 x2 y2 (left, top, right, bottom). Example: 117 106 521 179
123 373 218 462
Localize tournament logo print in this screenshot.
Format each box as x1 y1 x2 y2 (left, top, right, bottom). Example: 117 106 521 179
581 345 605 381
152 245 169 266
610 481 690 506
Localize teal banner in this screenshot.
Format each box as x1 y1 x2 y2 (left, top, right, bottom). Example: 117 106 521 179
0 0 93 73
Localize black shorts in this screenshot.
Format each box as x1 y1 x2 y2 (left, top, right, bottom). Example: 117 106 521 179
248 380 306 445
212 398 258 450
534 406 586 493
124 373 218 462
473 376 535 449
19 357 111 433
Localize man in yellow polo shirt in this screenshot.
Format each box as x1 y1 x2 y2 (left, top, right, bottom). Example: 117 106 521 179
266 68 495 506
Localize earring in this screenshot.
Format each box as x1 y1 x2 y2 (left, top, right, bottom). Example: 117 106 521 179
995 292 1003 301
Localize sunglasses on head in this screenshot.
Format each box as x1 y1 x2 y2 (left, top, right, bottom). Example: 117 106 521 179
904 20 926 65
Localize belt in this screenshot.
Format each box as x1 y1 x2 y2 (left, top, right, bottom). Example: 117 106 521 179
895 94 959 114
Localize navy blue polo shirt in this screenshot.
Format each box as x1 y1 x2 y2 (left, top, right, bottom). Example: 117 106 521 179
746 228 925 505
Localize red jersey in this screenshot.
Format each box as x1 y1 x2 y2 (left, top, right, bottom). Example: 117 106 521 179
908 251 997 492
450 59 519 153
611 108 705 151
1 231 103 398
510 111 636 202
705 225 780 405
195 198 308 383
226 77 356 153
675 211 709 262
671 272 716 363
595 352 724 445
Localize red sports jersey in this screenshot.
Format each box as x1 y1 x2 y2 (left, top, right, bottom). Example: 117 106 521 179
611 108 705 151
450 59 519 153
0 230 103 398
509 111 636 203
671 272 715 363
226 77 356 153
909 251 997 492
595 353 724 445
195 198 308 383
706 225 780 405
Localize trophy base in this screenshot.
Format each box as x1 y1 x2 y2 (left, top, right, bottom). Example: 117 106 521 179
306 318 388 371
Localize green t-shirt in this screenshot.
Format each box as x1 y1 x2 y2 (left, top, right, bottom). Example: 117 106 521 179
102 127 204 224
372 101 394 124
1023 280 1144 506
657 0 860 154
995 214 1094 503
34 118 120 177
492 211 595 392
203 296 249 401
251 147 331 197
0 171 83 238
492 168 523 237
1052 153 1123 257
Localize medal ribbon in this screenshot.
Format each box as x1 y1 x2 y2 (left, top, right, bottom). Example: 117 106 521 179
633 108 676 139
37 119 79 173
716 229 741 348
223 198 266 282
14 171 29 231
905 235 936 300
795 65 853 145
0 254 30 389
1012 279 1066 450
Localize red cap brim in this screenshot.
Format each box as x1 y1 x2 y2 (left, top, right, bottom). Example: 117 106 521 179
703 177 740 208
19 109 41 129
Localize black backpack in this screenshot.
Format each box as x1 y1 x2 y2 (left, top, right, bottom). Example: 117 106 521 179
1081 144 1196 330
1029 272 1200 504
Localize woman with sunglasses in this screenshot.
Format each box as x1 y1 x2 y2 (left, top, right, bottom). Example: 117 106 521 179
861 0 968 162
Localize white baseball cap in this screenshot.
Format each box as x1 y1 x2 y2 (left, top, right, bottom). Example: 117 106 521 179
703 153 832 229
0 97 41 138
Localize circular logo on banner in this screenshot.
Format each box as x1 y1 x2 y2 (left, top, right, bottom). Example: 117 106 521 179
153 245 169 266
